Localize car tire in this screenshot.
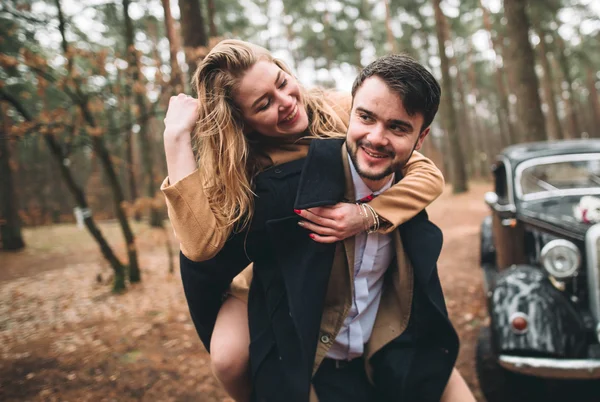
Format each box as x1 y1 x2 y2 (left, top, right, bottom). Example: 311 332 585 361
476 326 548 402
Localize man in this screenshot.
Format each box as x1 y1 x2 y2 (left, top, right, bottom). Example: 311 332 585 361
181 55 474 402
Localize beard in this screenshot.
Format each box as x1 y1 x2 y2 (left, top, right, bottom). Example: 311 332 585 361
347 138 419 181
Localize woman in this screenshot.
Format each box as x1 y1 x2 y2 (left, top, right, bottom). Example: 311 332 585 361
162 40 473 401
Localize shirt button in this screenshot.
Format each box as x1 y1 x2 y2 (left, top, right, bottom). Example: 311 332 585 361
274 168 282 174
320 335 330 344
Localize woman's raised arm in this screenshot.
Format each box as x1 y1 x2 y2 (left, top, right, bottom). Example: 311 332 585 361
369 150 445 233
162 94 231 261
297 151 444 243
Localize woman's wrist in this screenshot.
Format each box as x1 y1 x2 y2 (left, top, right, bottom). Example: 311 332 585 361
164 128 192 147
164 133 197 185
355 203 380 234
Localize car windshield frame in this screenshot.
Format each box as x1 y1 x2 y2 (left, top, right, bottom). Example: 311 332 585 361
514 153 600 201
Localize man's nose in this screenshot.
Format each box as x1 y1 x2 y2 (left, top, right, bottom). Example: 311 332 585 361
366 124 387 146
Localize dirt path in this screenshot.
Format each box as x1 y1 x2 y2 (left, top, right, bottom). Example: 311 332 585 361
0 182 498 401
430 183 490 402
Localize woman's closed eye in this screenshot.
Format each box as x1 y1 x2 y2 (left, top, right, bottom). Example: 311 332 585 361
257 79 288 112
258 100 271 111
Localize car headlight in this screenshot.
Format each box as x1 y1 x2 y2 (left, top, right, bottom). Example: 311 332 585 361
540 239 581 278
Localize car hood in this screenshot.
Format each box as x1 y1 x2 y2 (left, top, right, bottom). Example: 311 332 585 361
518 196 593 241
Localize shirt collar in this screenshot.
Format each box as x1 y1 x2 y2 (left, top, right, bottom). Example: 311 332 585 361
347 153 394 202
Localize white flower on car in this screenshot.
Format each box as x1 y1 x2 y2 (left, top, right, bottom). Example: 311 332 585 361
574 196 600 224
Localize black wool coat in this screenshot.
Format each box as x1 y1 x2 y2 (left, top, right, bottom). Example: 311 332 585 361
180 139 458 402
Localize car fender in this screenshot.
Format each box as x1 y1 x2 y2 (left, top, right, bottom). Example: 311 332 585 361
489 265 586 357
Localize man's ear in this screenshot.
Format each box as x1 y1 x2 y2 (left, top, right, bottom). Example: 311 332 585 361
414 126 430 151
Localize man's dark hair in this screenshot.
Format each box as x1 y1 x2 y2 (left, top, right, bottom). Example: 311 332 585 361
351 54 441 132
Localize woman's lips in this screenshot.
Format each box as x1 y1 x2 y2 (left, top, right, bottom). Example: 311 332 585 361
279 105 299 125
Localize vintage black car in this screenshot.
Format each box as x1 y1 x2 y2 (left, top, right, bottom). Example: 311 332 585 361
477 139 600 402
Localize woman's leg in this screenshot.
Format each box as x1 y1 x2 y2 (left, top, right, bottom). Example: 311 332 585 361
210 296 252 402
440 368 476 402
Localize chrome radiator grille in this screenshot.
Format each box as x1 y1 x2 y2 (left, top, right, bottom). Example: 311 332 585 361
586 224 600 326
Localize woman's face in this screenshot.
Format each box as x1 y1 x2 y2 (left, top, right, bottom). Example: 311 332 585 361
233 60 309 138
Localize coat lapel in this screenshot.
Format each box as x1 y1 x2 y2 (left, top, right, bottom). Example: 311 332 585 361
294 138 346 210
294 139 356 292
266 138 351 385
399 210 444 285
340 145 356 281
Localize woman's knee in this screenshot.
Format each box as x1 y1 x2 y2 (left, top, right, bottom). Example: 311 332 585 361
210 296 250 381
210 338 250 380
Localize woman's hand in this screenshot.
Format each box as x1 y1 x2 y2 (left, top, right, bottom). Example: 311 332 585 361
296 203 365 243
164 93 199 145
163 94 199 185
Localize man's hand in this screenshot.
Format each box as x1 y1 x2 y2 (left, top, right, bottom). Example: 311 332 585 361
296 202 365 243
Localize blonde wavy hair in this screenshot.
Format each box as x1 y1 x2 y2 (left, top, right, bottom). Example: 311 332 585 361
191 39 348 231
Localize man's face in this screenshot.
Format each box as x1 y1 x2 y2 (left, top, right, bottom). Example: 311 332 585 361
346 76 430 188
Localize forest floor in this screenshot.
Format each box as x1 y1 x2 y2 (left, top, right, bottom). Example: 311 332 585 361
1 182 598 402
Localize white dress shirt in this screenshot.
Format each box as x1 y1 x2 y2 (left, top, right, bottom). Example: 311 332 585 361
326 155 395 360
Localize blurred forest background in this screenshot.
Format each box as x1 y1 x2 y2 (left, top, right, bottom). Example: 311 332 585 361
1 0 599 284
1 1 599 401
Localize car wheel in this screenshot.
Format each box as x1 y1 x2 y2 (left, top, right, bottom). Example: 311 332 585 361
476 326 547 402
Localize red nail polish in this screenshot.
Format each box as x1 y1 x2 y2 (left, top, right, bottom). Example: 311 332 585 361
309 234 315 239
294 209 301 214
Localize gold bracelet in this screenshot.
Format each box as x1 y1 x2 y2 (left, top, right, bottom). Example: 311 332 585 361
363 203 380 234
356 203 370 232
363 204 376 232
361 204 372 231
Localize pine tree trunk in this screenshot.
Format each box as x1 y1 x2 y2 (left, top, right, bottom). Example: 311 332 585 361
0 105 25 251
161 0 184 93
125 130 141 221
87 124 141 284
452 55 475 178
480 1 517 145
123 0 162 231
178 0 208 78
554 32 581 138
575 98 593 138
281 2 300 71
0 90 126 291
433 0 468 193
206 0 218 38
533 24 563 140
586 67 600 138
466 45 488 178
503 0 547 143
56 0 140 285
116 68 141 221
384 0 397 53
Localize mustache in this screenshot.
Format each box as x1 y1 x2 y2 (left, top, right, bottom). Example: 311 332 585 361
357 140 394 158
